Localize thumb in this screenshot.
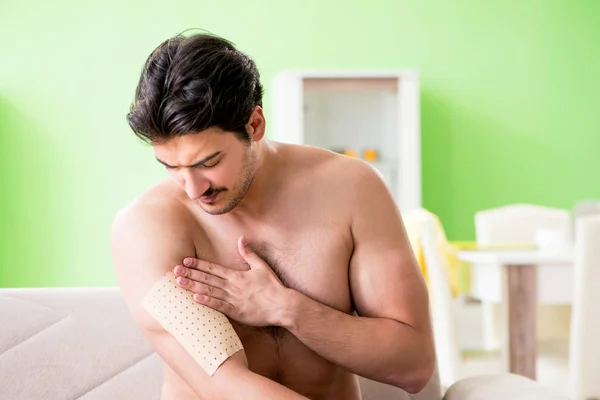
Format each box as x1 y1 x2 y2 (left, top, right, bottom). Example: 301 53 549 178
237 236 263 268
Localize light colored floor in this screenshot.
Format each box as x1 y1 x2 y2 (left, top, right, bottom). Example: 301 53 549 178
454 297 571 396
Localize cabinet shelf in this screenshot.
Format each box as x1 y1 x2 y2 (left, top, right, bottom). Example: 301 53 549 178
271 70 421 212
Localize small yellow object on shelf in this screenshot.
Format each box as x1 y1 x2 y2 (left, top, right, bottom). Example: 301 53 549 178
363 148 378 162
343 149 357 157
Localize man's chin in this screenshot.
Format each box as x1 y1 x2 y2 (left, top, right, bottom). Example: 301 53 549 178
199 200 237 216
199 204 228 216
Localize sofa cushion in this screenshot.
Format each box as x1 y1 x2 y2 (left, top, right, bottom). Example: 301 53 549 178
0 288 160 400
443 374 569 400
4 287 560 400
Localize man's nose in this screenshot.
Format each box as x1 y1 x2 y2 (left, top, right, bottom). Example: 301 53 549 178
182 171 211 200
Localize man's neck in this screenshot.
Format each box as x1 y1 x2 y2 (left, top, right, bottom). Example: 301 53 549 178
228 139 284 219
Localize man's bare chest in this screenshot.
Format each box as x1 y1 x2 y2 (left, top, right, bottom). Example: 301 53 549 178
225 232 355 384
202 222 355 314
180 203 358 393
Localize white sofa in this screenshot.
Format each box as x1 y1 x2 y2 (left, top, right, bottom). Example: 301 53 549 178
0 287 567 399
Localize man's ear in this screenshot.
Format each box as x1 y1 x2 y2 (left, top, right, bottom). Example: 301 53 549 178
245 105 266 141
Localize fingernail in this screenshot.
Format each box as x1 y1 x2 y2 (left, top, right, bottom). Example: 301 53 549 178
184 258 192 266
178 277 188 285
174 266 185 275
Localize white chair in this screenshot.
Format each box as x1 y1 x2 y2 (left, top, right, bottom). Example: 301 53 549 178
573 201 600 241
421 215 509 392
471 204 573 352
569 215 600 400
474 204 572 246
573 200 600 220
421 215 461 390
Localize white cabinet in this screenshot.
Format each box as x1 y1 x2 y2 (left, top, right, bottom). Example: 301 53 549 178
270 70 421 212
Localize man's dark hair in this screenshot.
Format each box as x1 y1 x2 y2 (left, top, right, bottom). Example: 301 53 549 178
127 32 264 144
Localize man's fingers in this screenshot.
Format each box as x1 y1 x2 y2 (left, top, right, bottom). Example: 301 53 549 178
174 265 190 277
237 236 264 269
181 258 231 279
183 257 199 268
177 278 229 302
193 294 235 316
175 268 226 288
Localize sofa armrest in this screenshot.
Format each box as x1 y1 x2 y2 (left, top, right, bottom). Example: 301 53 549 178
443 374 569 400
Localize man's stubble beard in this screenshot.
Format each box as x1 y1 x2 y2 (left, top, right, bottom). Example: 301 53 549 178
201 150 258 216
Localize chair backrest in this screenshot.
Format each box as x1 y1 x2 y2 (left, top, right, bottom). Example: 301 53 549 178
475 204 572 246
573 200 600 220
573 201 600 241
421 216 461 391
569 215 600 400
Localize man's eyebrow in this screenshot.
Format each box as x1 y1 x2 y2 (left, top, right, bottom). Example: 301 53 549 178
155 151 222 168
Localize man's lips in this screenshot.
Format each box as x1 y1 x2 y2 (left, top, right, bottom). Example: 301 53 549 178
199 192 219 204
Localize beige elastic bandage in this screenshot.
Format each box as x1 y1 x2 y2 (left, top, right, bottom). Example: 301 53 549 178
142 272 244 376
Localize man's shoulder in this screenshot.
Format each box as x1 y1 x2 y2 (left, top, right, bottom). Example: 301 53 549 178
114 181 193 230
286 143 379 180
110 181 199 260
281 144 387 216
292 144 384 190
111 181 198 284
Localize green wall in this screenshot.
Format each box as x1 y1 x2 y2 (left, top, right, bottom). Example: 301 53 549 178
1 1 599 287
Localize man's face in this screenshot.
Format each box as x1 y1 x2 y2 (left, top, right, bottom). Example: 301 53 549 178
153 128 257 215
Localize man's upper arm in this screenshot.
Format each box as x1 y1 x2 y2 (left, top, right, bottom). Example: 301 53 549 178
347 162 432 332
110 200 246 399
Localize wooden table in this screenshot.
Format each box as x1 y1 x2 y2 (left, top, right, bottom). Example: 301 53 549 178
458 249 574 380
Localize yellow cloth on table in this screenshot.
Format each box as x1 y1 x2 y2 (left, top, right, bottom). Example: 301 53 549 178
403 209 462 297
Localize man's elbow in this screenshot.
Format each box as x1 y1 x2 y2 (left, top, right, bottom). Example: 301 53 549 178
391 347 436 394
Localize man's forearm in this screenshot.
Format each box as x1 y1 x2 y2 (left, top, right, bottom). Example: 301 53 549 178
225 371 309 400
216 360 309 400
278 290 435 393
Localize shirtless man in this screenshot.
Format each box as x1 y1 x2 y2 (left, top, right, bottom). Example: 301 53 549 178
111 32 435 400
